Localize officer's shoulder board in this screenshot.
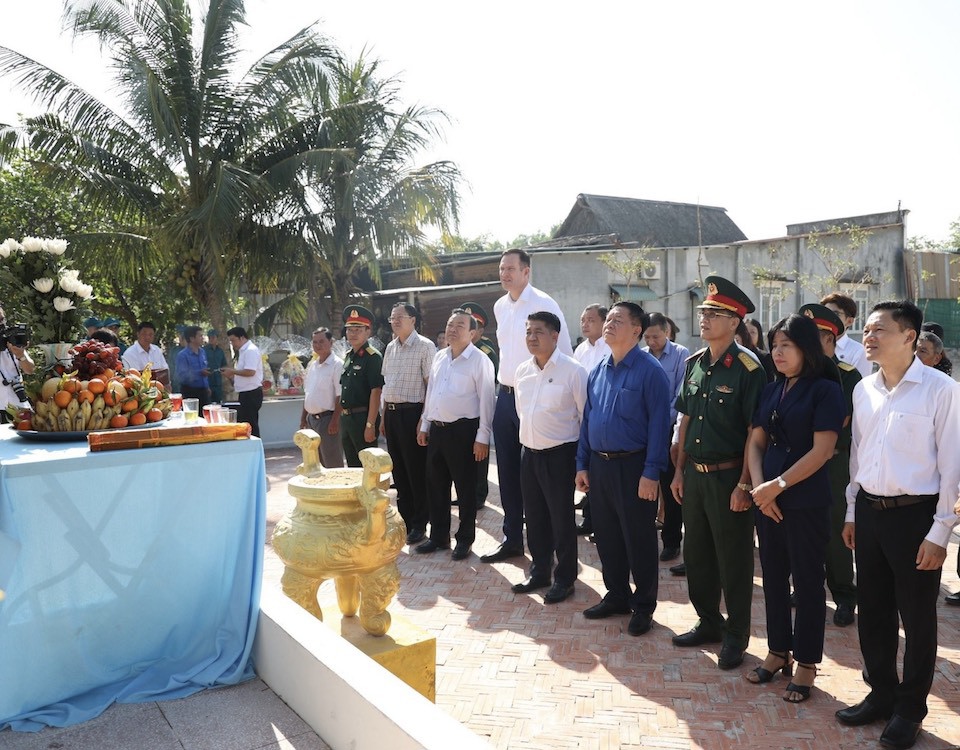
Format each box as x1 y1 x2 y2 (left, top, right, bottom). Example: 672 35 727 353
737 351 761 372
837 360 857 372
364 344 379 356
686 347 708 362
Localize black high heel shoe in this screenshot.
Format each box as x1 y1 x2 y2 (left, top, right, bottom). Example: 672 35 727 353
745 650 793 684
783 663 817 703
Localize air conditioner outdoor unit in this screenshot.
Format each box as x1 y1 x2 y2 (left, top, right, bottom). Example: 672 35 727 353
642 260 662 280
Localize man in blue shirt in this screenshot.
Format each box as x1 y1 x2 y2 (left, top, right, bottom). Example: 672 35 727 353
176 325 211 408
575 302 671 636
642 312 690 563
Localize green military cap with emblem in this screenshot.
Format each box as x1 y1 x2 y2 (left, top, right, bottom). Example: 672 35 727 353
460 302 488 327
798 303 844 338
342 304 375 327
698 275 755 319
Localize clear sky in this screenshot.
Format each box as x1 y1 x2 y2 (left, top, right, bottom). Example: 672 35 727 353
1 1 958 245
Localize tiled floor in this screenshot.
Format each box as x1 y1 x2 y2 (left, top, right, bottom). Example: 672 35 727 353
261 447 960 750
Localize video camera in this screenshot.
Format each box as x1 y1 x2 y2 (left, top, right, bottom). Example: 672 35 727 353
0 323 30 349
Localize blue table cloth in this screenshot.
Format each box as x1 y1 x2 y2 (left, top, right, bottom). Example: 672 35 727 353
0 428 266 732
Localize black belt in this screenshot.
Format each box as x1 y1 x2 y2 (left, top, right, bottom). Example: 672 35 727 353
688 457 743 474
858 489 938 510
594 449 644 460
385 402 423 411
526 441 577 454
499 384 514 394
340 406 368 416
431 417 476 428
307 410 334 419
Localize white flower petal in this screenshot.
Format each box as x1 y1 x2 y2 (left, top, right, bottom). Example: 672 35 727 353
76 283 94 299
53 296 76 313
45 239 68 255
32 277 55 293
21 236 44 252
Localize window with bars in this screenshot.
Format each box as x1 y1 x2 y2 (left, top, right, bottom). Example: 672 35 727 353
755 281 787 333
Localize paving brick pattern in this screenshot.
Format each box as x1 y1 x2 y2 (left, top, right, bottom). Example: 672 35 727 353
263 447 960 750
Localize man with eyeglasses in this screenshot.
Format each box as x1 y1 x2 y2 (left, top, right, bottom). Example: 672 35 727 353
670 275 766 670
381 303 436 545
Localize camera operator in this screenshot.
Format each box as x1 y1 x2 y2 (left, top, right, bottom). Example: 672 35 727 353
0 307 34 421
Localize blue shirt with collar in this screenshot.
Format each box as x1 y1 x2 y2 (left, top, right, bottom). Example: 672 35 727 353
642 338 689 424
175 346 209 389
576 344 671 479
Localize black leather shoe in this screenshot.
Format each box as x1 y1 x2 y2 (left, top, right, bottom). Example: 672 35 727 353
836 699 893 726
512 576 551 594
480 544 524 563
476 499 486 510
880 715 921 749
627 611 652 636
576 521 593 536
659 546 680 562
669 562 686 576
672 627 722 647
405 528 426 545
583 597 631 619
833 602 855 627
717 643 745 670
415 538 449 554
543 582 575 604
945 591 960 606
451 543 472 560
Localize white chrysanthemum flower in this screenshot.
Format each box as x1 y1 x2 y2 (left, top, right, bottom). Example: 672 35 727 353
21 236 44 252
53 296 76 313
75 283 94 299
45 239 68 255
0 238 21 257
32 278 55 293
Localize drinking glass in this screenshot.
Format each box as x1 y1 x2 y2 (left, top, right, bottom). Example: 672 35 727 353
202 403 221 422
183 398 200 423
222 408 237 423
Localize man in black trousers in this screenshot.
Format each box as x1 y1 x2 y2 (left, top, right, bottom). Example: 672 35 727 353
510 311 587 604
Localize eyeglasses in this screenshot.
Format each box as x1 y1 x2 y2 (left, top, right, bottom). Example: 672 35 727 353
388 315 412 323
697 310 736 321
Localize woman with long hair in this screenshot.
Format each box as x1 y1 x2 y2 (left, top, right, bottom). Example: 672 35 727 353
744 314 844 702
746 318 766 351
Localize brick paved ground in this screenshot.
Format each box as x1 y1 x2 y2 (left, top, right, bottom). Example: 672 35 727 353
264 447 960 750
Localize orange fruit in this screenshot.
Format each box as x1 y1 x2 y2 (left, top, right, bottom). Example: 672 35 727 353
62 379 79 394
129 412 147 426
53 390 73 408
103 391 116 407
88 379 106 394
146 408 163 422
102 368 116 380
121 399 139 413
77 389 95 404
109 414 129 428
16 419 32 431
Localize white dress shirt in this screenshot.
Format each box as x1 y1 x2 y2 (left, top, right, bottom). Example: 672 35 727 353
845 356 960 547
573 337 611 375
234 340 264 392
420 343 495 444
303 353 343 414
122 342 168 372
494 283 572 387
835 333 872 378
515 349 587 450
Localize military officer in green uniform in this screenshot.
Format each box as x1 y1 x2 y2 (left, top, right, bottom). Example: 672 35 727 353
339 305 384 467
670 275 766 670
462 302 498 509
798 303 861 627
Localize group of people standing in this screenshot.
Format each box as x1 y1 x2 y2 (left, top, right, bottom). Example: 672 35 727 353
295 251 958 750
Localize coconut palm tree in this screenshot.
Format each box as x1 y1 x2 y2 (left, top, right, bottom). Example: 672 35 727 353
0 0 346 338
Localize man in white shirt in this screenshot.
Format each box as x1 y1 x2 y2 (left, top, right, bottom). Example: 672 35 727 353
821 293 871 378
299 327 344 468
121 321 170 387
836 300 960 748
482 248 572 563
416 310 495 561
222 326 264 437
571 303 610 537
510 311 587 604
381 303 436 545
573 303 610 374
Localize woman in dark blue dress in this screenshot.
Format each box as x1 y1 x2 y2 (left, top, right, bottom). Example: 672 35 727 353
745 314 845 702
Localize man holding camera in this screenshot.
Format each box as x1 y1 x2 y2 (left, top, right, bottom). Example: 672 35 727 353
0 308 34 419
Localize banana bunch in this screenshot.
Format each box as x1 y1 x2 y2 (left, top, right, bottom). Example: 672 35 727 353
30 396 128 432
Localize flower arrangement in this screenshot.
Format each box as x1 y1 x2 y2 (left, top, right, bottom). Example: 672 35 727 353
0 237 93 343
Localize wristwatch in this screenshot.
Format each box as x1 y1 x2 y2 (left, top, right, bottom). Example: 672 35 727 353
776 476 788 490
365 421 373 429
736 482 752 492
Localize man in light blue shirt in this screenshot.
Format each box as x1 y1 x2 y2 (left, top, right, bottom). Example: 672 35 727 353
642 312 689 562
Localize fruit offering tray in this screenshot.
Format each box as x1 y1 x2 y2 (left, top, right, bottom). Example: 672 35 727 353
10 419 168 442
